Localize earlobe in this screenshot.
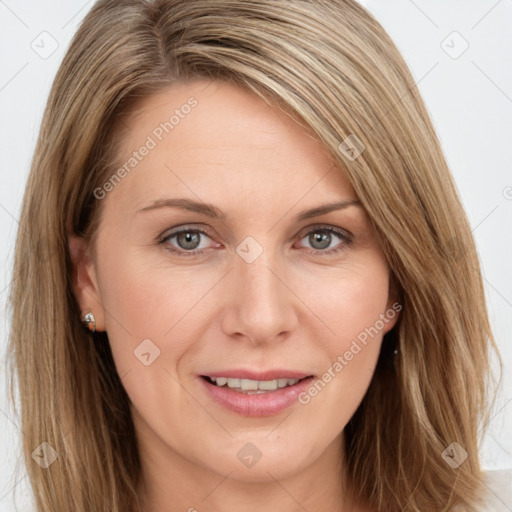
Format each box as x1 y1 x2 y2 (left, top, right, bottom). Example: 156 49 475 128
383 299 401 335
68 234 105 332
383 274 402 334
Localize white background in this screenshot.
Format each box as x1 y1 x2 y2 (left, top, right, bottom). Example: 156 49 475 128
1 1 511 510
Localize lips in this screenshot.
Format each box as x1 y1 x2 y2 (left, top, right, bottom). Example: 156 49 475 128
198 369 315 417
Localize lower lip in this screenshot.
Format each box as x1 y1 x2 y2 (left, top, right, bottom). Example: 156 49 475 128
199 376 315 417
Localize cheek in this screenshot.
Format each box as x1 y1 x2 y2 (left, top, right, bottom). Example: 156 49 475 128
96 247 219 372
95 256 212 421
296 256 391 342
294 257 390 397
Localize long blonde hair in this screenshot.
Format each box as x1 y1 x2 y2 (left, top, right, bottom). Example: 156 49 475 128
7 0 500 511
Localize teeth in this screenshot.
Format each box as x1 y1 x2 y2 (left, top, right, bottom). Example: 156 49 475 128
240 379 259 390
215 377 227 386
208 376 300 392
277 378 289 388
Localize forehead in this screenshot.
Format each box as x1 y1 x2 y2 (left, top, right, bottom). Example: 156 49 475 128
106 79 356 211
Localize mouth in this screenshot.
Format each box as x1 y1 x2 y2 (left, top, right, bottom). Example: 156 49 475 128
200 375 313 394
199 373 316 416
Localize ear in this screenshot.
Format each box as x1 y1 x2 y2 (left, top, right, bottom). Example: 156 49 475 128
68 234 106 332
383 273 401 334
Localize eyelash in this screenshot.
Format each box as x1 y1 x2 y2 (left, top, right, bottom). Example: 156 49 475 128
157 225 352 258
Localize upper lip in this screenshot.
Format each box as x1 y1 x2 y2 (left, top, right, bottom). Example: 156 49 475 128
200 369 314 381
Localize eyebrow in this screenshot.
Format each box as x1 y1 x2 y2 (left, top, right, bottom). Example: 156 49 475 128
136 197 361 221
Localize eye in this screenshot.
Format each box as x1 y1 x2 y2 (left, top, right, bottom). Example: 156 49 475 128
158 227 219 257
158 224 352 258
296 226 352 255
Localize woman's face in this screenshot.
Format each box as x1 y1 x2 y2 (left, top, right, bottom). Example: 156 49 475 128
71 79 398 490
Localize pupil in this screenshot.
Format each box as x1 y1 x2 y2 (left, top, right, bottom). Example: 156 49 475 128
310 231 330 250
177 231 200 250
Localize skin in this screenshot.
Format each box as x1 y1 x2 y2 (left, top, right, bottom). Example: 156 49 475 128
69 79 399 512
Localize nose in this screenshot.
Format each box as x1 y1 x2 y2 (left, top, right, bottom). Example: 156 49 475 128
220 247 299 345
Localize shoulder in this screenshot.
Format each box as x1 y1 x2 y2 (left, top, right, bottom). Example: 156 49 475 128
474 468 512 511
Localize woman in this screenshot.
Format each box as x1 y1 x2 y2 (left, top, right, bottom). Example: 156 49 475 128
7 0 504 511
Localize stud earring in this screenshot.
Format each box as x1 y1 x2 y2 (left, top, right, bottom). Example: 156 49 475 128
82 311 96 332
